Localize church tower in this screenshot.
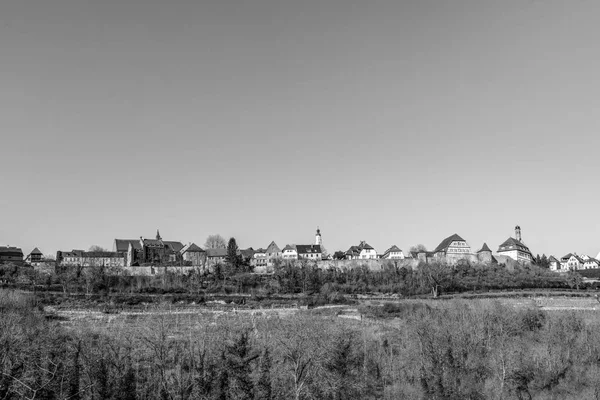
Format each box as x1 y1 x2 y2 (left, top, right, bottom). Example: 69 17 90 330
315 227 322 246
515 225 521 242
156 229 162 241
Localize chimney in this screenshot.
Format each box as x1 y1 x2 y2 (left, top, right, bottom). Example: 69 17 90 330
515 225 522 242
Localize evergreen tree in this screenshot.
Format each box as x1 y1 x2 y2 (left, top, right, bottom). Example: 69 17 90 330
254 348 272 400
95 358 111 400
215 352 229 400
119 366 137 400
67 341 81 400
225 332 257 400
227 237 241 273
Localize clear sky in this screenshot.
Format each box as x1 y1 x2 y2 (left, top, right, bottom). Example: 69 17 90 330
1 0 599 259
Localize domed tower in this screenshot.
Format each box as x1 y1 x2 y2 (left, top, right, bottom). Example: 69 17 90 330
515 225 522 242
315 227 322 246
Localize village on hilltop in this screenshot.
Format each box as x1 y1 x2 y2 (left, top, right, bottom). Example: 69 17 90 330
1 225 597 276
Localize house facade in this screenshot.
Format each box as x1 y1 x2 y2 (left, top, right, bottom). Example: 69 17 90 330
382 245 405 260
180 243 206 266
56 250 125 267
346 241 377 260
0 246 23 265
206 248 228 267
282 245 298 260
296 245 322 260
560 253 584 270
548 256 562 271
497 226 533 263
115 231 184 266
265 241 282 267
25 247 44 266
583 258 600 270
433 234 473 263
252 248 268 269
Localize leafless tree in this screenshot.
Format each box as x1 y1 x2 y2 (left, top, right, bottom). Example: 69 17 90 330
204 234 227 249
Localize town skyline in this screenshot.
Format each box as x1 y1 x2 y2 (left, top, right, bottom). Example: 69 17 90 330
5 222 599 263
2 1 599 259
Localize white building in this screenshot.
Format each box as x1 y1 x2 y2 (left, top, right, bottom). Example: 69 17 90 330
346 241 377 260
560 253 584 271
382 245 405 260
282 244 298 260
496 226 533 263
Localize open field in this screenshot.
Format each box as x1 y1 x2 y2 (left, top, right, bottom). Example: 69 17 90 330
8 288 600 399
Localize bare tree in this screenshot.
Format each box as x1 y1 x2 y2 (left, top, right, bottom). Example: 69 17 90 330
88 245 108 252
409 244 428 254
204 234 227 249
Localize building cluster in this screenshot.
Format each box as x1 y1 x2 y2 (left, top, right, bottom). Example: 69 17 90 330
1 225 597 274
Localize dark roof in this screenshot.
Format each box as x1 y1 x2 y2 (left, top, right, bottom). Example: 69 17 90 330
84 251 122 258
182 243 205 253
433 234 466 254
296 245 322 254
163 241 184 252
114 239 142 253
561 253 584 263
206 248 228 258
59 250 84 257
548 256 559 262
30 247 43 255
382 245 402 258
266 241 281 254
359 241 374 250
239 248 255 258
143 239 164 247
497 237 532 255
477 243 492 253
282 244 297 251
0 246 23 257
0 246 23 252
347 241 375 255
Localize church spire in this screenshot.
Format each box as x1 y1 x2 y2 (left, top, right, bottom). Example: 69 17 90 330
315 226 322 245
156 229 162 241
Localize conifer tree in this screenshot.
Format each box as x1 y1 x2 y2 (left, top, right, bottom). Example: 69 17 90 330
226 237 241 274
95 358 111 400
255 348 273 400
215 352 229 400
119 366 137 400
225 332 255 400
67 341 81 400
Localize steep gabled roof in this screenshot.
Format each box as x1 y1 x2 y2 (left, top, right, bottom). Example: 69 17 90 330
548 256 560 263
382 245 403 258
266 241 281 254
359 241 374 250
239 248 255 259
561 253 584 263
497 237 532 255
163 241 184 253
433 234 466 254
296 245 322 254
30 247 43 255
114 239 142 253
0 246 23 257
181 243 205 254
477 243 492 253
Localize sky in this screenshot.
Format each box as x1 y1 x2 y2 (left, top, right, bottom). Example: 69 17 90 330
1 0 599 259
